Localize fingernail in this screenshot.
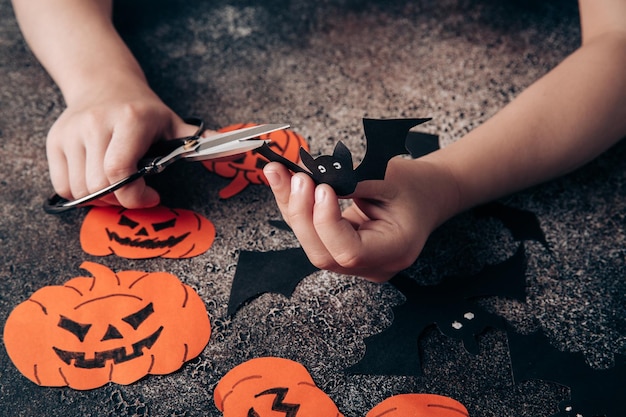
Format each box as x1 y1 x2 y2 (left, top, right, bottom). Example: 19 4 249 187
264 169 280 187
291 175 304 193
315 186 327 203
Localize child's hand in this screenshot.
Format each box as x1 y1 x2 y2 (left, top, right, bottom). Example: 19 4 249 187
263 157 459 282
46 82 199 208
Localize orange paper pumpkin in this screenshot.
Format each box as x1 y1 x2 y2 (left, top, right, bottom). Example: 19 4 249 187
203 123 309 199
3 262 211 390
214 357 344 417
80 206 215 259
366 393 469 417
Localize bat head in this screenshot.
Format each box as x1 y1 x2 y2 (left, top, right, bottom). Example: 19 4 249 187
299 141 358 195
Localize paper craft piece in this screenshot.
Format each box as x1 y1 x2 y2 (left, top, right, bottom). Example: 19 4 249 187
404 131 440 158
227 247 319 316
508 328 625 417
80 206 215 259
203 122 309 199
257 118 431 195
3 262 211 390
366 393 469 417
346 245 527 376
474 202 549 249
214 357 344 417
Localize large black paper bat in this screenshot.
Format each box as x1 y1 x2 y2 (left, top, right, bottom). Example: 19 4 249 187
227 247 319 316
257 118 434 195
507 328 625 417
345 245 528 376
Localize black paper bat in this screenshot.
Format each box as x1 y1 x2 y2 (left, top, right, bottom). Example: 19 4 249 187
257 118 433 195
227 247 319 316
345 245 528 376
507 328 625 417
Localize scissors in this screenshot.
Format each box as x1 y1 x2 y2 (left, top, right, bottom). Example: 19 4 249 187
44 118 290 214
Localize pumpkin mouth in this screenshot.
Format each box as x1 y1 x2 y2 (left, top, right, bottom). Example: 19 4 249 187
106 229 190 249
52 326 163 369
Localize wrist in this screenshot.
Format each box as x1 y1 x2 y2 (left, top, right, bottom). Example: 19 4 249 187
405 155 464 229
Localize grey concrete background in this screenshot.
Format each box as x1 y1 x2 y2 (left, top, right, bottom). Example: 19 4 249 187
1 0 624 416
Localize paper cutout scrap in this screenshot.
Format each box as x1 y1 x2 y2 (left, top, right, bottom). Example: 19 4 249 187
346 245 527 376
3 261 211 390
508 328 625 417
366 393 469 417
214 356 344 417
227 247 319 316
257 118 434 195
203 122 309 199
80 205 215 259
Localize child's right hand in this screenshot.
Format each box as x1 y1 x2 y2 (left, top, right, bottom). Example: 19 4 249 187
46 81 200 208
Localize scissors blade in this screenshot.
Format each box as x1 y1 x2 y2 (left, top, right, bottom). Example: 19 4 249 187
195 124 290 152
185 139 270 161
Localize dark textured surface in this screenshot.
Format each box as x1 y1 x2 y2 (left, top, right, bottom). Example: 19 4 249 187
1 0 624 416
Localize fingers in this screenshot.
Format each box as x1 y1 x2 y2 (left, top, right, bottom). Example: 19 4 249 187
264 162 403 282
104 109 162 208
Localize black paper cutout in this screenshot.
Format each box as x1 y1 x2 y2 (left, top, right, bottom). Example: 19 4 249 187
507 328 625 417
474 202 549 250
346 245 527 376
404 131 440 158
227 247 319 316
258 118 432 195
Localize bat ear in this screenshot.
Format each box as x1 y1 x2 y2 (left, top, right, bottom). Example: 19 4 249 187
299 148 316 171
333 141 353 165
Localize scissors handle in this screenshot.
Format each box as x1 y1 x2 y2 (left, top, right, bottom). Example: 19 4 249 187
43 170 148 214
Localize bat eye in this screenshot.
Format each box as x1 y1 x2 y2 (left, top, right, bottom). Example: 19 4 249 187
317 165 326 173
333 162 342 169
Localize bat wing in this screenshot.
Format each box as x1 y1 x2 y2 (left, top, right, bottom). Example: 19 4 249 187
227 248 319 316
474 202 549 250
405 131 440 158
507 328 625 417
354 118 431 182
345 299 429 376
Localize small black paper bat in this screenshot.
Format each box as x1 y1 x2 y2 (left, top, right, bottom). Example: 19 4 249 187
257 118 433 195
345 245 528 376
507 328 625 417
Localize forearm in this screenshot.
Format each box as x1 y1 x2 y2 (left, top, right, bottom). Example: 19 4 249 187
424 28 626 221
11 0 147 105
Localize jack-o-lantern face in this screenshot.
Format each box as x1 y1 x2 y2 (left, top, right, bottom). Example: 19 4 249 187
366 393 469 417
80 206 215 259
214 357 344 417
203 123 309 199
3 262 211 390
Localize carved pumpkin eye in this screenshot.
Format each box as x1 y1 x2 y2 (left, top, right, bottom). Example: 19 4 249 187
58 316 91 342
118 215 139 229
333 162 342 169
317 165 327 173
152 218 176 232
122 302 154 330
